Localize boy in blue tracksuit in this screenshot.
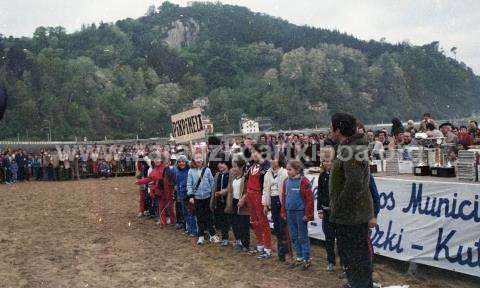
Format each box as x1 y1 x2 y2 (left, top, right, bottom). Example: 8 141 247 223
175 155 197 236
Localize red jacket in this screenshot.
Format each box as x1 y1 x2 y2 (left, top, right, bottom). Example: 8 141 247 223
136 164 165 196
281 177 314 221
458 132 472 146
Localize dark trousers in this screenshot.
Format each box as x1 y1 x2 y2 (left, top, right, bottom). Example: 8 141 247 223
152 195 159 221
34 167 41 180
54 167 60 181
47 166 54 181
17 166 24 181
146 191 154 217
214 209 231 240
271 196 288 257
336 223 373 288
322 211 337 265
176 201 185 226
231 199 250 249
194 197 216 238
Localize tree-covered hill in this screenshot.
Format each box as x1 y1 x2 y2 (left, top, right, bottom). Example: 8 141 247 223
0 1 479 140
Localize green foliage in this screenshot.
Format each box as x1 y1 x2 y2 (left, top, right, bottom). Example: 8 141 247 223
0 1 479 140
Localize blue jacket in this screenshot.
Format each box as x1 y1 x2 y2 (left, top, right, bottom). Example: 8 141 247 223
175 166 189 201
369 174 380 217
187 167 214 200
285 177 305 211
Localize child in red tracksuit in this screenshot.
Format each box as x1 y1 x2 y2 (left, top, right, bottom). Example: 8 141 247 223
136 156 165 225
246 144 272 259
160 163 176 226
135 155 150 217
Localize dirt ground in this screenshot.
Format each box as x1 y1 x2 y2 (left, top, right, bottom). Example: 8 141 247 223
0 177 478 288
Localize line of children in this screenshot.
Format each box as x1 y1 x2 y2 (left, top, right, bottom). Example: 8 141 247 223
134 150 317 270
134 146 383 275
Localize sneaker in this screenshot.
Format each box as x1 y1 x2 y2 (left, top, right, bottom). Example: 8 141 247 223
137 212 143 218
327 263 335 272
197 236 205 245
257 250 272 260
373 283 381 288
338 270 347 279
248 249 260 255
288 258 303 269
301 259 311 271
209 235 221 244
221 239 229 246
278 255 286 262
155 220 161 225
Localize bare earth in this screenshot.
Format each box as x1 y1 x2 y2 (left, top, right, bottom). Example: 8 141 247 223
0 177 478 288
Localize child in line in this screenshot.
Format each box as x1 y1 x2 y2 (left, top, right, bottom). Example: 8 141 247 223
282 160 314 270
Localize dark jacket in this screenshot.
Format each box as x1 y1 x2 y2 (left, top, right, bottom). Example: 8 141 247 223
318 171 380 218
329 134 373 225
316 171 330 212
210 171 230 211
175 166 189 201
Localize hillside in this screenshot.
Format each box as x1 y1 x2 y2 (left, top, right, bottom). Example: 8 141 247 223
0 1 479 140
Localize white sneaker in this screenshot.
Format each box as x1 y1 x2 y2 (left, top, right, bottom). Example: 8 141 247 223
137 212 143 218
209 235 221 243
197 236 205 245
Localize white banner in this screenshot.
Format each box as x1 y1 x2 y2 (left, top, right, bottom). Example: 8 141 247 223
306 174 480 278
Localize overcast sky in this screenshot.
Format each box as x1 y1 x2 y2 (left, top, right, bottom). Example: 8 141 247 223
1 0 478 73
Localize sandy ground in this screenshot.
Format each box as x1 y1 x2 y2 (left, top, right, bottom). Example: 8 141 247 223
0 177 478 288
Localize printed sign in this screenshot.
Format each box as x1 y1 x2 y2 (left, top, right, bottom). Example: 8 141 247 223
171 108 205 143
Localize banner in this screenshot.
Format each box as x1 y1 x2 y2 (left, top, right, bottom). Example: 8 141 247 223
306 174 480 278
171 108 205 143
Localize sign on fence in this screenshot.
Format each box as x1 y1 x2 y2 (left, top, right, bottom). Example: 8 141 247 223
171 108 205 143
306 174 480 278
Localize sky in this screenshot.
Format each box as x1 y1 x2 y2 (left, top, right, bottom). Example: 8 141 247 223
0 0 479 74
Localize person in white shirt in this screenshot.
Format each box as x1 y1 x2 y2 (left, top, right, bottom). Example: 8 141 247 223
225 156 250 251
262 153 289 262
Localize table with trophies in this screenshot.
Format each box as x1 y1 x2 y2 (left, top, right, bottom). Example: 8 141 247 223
370 132 480 184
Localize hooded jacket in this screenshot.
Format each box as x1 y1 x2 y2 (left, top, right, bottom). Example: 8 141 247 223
329 134 373 225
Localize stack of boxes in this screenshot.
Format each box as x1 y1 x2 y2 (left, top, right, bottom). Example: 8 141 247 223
457 150 479 181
